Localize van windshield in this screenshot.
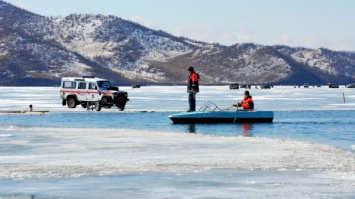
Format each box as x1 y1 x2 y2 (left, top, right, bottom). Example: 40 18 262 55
97 81 111 89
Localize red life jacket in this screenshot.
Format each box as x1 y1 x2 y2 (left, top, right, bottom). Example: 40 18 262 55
240 96 254 109
188 72 199 92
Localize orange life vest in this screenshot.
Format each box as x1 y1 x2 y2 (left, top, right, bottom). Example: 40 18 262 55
240 96 254 109
187 72 199 92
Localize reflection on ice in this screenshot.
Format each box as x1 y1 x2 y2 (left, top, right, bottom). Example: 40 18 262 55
242 123 253 137
186 124 196 133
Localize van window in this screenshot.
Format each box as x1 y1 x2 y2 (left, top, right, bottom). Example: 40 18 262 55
89 83 97 90
78 82 87 89
97 81 111 88
63 81 76 89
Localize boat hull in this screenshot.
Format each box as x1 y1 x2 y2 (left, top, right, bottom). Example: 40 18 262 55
169 110 274 124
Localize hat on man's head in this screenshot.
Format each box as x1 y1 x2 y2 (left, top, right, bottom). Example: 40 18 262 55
244 90 250 95
187 66 194 71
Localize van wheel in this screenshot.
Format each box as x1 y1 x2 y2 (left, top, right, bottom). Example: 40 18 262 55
95 101 102 111
81 103 87 108
67 97 77 108
117 103 126 111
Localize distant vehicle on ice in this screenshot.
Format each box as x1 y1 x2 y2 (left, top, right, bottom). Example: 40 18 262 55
328 83 339 88
229 83 239 90
239 84 251 89
260 85 272 89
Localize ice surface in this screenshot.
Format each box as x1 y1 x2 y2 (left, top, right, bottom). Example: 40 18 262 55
0 86 354 198
0 85 354 112
0 127 354 180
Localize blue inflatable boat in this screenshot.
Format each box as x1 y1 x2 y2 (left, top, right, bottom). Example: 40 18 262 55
169 101 274 124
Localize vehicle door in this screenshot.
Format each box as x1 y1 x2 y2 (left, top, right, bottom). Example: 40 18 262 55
77 82 87 101
88 82 100 101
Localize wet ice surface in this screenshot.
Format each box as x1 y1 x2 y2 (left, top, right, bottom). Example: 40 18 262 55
1 170 354 199
1 127 354 177
0 127 354 198
0 86 354 198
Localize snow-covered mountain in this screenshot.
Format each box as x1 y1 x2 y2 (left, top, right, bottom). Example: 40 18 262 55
1 0 354 86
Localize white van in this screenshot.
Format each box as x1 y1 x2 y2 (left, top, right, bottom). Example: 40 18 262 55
60 76 129 111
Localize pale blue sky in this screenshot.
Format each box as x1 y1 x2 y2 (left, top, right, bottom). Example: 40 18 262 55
5 0 355 51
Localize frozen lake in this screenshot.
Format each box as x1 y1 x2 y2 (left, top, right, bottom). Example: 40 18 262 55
0 86 354 198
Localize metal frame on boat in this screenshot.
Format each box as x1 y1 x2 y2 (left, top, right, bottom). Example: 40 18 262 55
169 101 274 124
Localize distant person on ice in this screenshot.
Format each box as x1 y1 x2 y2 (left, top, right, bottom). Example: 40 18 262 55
233 90 254 109
187 66 200 112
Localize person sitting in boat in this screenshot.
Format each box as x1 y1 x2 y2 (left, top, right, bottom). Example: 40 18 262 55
233 90 254 109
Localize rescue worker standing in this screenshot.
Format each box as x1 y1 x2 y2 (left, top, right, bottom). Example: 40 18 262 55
187 66 199 112
233 90 254 109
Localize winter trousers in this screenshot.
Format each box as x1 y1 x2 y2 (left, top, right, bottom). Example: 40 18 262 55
188 93 196 111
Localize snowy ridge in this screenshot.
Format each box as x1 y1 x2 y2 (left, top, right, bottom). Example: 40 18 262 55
292 49 335 74
0 1 355 85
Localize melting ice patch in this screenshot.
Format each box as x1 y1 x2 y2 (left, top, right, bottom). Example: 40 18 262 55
0 134 13 137
0 127 354 180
